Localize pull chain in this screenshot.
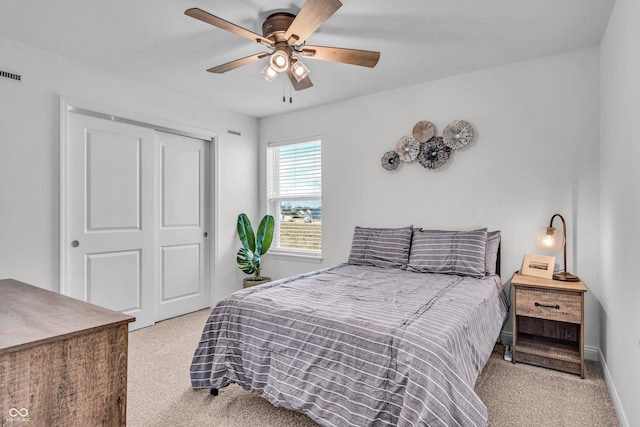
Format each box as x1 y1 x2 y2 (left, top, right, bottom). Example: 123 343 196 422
280 76 293 104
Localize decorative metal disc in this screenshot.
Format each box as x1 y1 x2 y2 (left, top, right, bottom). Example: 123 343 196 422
442 120 474 150
381 150 400 171
412 120 435 143
418 136 452 169
395 135 420 162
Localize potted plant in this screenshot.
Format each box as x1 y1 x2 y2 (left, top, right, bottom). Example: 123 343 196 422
236 213 274 288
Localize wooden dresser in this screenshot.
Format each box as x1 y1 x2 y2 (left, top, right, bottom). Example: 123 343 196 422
0 279 135 426
511 273 587 378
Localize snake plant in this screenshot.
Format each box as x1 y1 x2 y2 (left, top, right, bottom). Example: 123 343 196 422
236 213 274 280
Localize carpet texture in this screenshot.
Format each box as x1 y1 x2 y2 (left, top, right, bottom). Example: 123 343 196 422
127 309 619 426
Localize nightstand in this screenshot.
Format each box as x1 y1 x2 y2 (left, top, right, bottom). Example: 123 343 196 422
511 272 587 378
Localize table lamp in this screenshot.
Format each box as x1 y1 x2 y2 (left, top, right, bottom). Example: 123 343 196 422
533 213 580 282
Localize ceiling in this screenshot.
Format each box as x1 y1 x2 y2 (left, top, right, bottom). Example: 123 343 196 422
0 0 614 118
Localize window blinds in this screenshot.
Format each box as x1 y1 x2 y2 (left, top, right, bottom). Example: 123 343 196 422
267 139 321 252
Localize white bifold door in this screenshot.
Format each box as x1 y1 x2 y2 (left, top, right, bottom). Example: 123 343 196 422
62 112 210 330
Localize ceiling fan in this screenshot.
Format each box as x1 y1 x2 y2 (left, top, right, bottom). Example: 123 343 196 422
185 0 380 91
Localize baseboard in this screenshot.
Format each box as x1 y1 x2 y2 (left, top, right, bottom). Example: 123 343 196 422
599 349 630 427
498 331 599 361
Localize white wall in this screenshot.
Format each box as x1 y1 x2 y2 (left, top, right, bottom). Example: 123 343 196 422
260 47 601 351
600 0 640 425
0 36 259 302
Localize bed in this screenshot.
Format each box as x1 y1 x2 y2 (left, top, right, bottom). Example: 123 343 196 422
191 226 509 427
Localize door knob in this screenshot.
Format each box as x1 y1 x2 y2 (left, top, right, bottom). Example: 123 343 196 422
203 232 208 238
71 240 80 248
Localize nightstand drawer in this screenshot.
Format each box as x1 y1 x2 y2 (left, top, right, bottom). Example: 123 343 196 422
516 288 582 323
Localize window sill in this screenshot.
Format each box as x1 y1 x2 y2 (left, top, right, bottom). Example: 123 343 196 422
267 250 323 263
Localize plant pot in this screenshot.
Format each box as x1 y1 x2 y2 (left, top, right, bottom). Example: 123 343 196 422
243 277 271 288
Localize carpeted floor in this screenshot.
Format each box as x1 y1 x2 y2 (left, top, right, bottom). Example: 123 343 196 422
476 346 619 427
127 309 619 427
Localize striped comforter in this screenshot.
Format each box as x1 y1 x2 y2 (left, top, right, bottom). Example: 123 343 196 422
190 264 508 427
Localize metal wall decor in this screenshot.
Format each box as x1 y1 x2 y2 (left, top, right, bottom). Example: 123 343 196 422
442 120 474 150
380 119 476 172
395 136 420 162
417 136 451 169
381 150 400 170
412 120 435 143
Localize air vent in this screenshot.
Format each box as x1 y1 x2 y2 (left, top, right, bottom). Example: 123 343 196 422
0 69 22 83
227 129 241 136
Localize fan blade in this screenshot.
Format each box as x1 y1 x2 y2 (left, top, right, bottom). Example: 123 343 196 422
286 68 313 91
185 8 274 47
301 46 380 68
284 0 342 45
207 53 269 74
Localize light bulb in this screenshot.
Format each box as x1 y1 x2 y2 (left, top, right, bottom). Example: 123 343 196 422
543 234 554 247
269 50 289 73
274 55 286 67
261 63 278 82
290 60 310 82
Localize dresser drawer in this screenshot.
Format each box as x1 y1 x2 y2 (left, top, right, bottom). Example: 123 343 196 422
515 287 582 323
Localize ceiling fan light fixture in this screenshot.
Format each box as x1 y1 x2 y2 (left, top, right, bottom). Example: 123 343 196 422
269 50 290 73
291 59 310 82
186 1 380 91
261 63 279 82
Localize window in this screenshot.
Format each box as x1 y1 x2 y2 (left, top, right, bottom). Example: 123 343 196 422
267 138 321 258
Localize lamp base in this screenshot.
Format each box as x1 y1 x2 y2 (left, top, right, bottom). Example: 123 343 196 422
553 272 581 282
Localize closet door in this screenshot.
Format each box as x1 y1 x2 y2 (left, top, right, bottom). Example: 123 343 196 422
155 131 209 321
64 114 155 329
62 112 211 330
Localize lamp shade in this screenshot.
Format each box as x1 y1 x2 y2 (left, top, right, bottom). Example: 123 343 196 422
261 63 278 82
269 50 289 73
534 226 565 252
291 59 310 82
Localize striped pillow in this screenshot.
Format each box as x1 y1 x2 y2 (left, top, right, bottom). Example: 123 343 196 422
485 230 501 275
347 226 413 269
408 228 488 277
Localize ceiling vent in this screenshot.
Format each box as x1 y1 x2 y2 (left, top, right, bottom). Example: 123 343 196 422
0 69 23 83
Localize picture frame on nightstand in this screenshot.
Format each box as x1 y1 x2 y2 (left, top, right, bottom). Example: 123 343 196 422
521 253 556 279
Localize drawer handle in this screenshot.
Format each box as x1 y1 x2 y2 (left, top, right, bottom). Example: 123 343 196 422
535 302 560 310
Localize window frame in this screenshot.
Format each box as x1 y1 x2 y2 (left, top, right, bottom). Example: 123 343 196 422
266 136 322 262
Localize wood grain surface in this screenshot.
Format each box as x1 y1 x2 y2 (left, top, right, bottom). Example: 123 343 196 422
1 279 133 353
1 279 134 426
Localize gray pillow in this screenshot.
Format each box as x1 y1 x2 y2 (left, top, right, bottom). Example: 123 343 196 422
408 228 488 277
485 230 501 275
347 226 413 269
